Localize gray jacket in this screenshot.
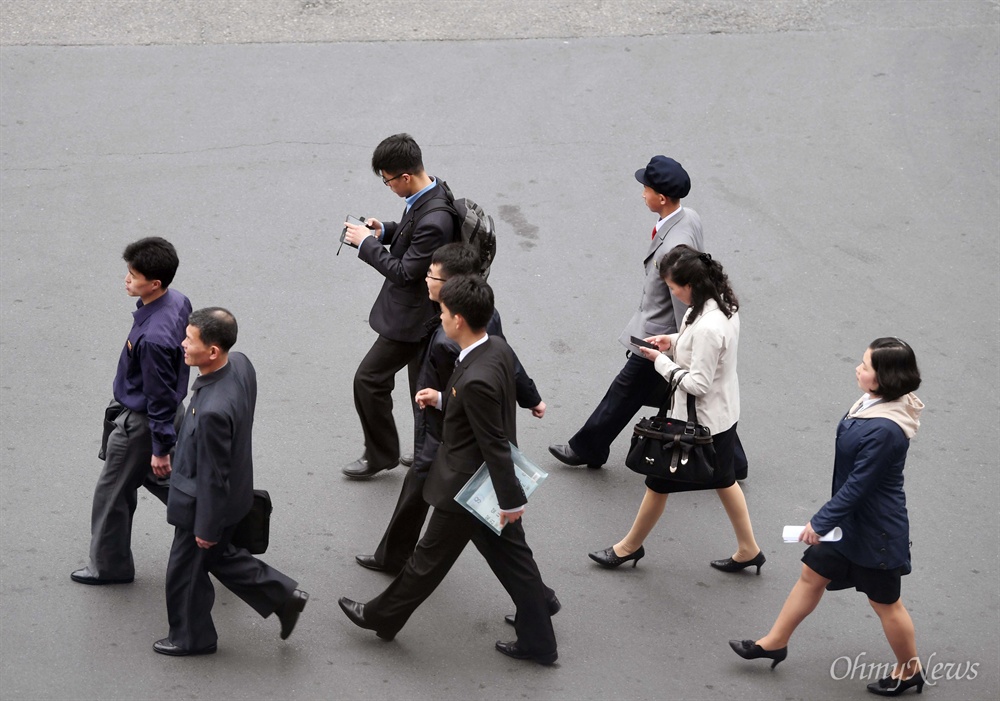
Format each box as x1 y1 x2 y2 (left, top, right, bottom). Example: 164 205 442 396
618 206 704 347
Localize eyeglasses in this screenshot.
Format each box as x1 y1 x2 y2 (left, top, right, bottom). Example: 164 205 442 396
426 273 446 282
381 172 407 186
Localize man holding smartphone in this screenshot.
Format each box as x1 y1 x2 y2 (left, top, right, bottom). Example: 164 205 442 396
340 134 457 479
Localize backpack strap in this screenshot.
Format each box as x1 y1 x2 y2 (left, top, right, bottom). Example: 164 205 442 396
403 180 460 240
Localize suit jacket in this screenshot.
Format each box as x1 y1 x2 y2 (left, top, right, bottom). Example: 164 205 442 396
618 207 704 347
166 352 256 542
413 310 542 473
358 180 457 342
423 336 525 514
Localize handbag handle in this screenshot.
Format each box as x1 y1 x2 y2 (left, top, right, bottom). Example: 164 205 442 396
655 368 689 417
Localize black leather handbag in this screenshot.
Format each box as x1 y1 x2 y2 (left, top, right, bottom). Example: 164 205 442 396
231 490 273 554
625 369 717 484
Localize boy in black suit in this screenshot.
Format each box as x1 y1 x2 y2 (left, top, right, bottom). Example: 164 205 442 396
356 243 546 574
339 277 558 665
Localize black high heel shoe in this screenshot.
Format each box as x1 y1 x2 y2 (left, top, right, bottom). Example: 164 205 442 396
711 551 766 575
866 670 925 696
729 639 787 669
588 545 645 569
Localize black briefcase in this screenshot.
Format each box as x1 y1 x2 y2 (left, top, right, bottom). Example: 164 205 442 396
231 490 272 554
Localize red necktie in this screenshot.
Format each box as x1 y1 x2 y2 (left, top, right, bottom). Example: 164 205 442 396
651 225 657 240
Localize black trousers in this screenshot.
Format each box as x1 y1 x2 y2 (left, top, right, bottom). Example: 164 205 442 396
363 508 557 656
164 524 297 651
568 352 666 466
353 335 426 469
373 467 429 573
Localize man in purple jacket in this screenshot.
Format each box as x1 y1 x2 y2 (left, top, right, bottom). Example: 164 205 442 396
71 237 191 585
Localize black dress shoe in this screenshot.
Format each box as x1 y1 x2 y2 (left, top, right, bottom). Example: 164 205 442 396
338 597 394 640
547 444 601 468
354 554 398 574
276 589 308 640
70 567 134 585
729 639 787 669
588 545 645 569
342 457 397 480
495 640 557 666
505 595 562 626
399 453 414 467
710 551 766 575
152 638 217 657
866 670 926 696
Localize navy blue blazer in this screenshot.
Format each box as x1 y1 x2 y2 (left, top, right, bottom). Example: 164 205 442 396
811 415 912 571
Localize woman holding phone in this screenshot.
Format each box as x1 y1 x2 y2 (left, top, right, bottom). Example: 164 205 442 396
588 245 762 574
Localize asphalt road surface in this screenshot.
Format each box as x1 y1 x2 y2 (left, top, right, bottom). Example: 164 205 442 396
2 2 998 700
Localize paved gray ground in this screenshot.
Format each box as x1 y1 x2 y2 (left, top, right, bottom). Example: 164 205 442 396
1 1 998 700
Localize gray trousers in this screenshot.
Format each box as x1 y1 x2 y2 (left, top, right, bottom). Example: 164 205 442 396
86 400 178 579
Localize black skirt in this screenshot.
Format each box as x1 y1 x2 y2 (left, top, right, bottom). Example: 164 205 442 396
645 422 738 494
802 543 904 605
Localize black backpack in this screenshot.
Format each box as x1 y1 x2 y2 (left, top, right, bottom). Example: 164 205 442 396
426 180 497 279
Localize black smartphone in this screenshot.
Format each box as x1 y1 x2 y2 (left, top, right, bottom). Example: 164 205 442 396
630 336 658 350
337 215 367 255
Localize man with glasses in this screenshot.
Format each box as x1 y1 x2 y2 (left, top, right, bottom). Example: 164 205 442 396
341 133 457 479
356 244 551 589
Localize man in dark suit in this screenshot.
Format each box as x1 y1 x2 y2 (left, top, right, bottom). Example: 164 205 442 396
339 276 558 665
154 308 307 656
356 243 548 575
341 133 457 479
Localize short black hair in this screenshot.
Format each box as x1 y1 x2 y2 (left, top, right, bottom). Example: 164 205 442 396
438 275 493 331
188 307 238 352
431 243 479 278
122 237 179 288
868 337 921 401
371 133 424 177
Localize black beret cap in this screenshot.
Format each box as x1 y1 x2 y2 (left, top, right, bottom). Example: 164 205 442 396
634 156 691 199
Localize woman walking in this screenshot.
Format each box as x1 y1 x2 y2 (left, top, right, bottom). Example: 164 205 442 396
730 337 924 697
589 245 762 573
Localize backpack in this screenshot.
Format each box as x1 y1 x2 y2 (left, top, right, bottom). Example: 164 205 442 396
428 180 497 280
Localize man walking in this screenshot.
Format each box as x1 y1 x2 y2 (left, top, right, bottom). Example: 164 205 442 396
341 133 457 479
549 156 704 469
72 237 191 585
339 276 558 665
154 308 307 656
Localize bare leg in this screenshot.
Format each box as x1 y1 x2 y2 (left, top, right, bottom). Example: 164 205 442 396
613 488 668 556
869 598 920 679
716 483 760 561
756 564 831 650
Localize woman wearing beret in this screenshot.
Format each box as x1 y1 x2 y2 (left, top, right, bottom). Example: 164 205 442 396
588 245 763 575
730 337 925 697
